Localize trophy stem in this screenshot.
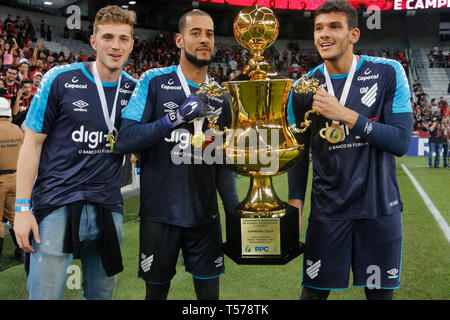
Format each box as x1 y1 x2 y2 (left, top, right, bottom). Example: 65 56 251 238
238 176 287 218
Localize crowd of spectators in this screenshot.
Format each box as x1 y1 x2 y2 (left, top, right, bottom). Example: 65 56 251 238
411 79 449 135
428 45 450 68
411 79 449 169
413 77 450 168
0 14 98 127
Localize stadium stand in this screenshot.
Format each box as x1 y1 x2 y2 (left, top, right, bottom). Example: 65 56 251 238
413 47 450 102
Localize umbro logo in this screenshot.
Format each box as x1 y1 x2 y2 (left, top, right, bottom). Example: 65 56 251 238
214 256 224 268
163 101 179 111
361 83 378 107
306 260 321 279
364 121 373 135
387 268 398 279
73 100 89 112
141 254 154 273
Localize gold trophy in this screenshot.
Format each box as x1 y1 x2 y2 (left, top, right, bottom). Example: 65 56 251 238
200 6 319 264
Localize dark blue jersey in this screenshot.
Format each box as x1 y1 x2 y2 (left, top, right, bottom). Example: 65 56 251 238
121 65 234 227
287 55 412 220
25 62 137 212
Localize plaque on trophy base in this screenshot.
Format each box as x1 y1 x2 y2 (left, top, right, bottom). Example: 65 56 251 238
223 205 305 265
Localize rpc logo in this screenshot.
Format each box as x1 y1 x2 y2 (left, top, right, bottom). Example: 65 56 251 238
255 246 269 252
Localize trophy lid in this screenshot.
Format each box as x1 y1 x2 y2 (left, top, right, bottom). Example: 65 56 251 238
232 5 284 81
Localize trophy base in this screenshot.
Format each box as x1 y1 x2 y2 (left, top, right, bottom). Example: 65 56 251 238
222 205 304 265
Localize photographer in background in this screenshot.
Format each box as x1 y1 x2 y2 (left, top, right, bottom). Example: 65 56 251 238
440 115 449 168
428 115 442 168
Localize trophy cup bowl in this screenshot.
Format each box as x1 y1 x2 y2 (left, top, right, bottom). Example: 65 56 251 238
199 5 319 264
223 78 301 217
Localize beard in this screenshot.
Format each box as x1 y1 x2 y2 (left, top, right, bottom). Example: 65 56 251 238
184 50 212 67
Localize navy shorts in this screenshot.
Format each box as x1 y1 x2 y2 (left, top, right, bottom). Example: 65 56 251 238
138 215 225 284
302 212 402 290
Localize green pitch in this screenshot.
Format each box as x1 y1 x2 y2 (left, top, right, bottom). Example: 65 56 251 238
0 156 449 300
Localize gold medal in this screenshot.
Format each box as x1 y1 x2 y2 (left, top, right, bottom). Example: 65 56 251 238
107 131 116 152
325 123 344 144
191 132 206 149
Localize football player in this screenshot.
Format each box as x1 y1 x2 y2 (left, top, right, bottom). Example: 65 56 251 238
288 0 413 300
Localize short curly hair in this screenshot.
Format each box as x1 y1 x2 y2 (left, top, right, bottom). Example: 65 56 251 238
315 0 358 29
93 5 136 36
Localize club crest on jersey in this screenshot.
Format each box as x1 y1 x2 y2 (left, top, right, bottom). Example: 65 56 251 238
140 254 154 273
121 99 129 107
306 260 321 279
361 83 378 108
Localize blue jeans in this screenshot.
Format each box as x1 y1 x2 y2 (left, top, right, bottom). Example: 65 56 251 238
428 142 442 168
442 142 449 167
27 204 123 300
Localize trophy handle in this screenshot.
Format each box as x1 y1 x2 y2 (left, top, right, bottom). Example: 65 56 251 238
290 75 321 134
197 81 227 98
292 74 321 95
290 109 318 134
197 81 229 135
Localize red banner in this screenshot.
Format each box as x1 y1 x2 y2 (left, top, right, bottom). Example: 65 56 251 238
197 0 450 11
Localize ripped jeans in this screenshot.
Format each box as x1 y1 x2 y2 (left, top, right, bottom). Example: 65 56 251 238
27 204 123 300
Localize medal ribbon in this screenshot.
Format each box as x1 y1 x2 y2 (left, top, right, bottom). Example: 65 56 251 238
92 61 122 136
323 55 357 126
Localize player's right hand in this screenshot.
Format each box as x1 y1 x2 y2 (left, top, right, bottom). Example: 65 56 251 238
164 95 206 129
13 212 40 253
